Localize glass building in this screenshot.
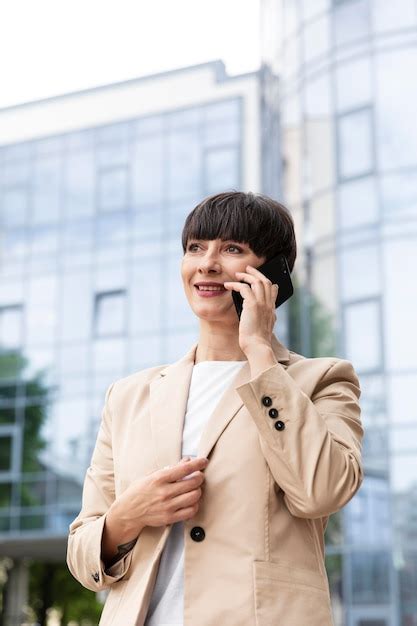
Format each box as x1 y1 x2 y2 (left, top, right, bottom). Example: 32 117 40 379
0 61 270 620
260 1 417 624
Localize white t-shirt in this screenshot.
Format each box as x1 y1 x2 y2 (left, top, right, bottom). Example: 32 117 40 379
143 360 246 626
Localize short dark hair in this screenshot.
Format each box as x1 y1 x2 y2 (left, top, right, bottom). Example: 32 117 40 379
181 191 297 272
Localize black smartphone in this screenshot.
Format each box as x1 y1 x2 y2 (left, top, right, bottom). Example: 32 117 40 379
231 253 294 319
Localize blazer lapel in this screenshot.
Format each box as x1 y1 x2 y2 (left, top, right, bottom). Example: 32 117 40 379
149 334 290 470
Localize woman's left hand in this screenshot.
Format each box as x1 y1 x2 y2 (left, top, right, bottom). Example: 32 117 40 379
223 265 279 355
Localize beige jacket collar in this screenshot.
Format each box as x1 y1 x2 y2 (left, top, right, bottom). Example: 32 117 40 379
149 334 290 469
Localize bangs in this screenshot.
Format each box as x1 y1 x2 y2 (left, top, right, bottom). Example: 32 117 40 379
181 191 297 273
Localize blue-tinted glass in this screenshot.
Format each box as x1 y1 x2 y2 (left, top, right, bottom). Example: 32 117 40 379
135 115 165 137
302 15 330 62
1 188 28 227
94 291 126 336
336 57 371 112
202 119 240 148
204 147 239 195
132 135 165 205
96 122 130 145
334 0 370 47
344 300 381 371
338 108 373 180
60 271 93 342
2 159 31 186
96 212 128 244
35 136 63 157
29 225 59 255
169 107 202 129
97 167 128 212
93 337 126 374
0 306 23 350
96 141 129 167
338 176 378 229
129 261 162 334
1 229 28 260
132 207 163 238
25 275 58 345
63 218 94 249
167 129 201 201
376 48 417 170
64 151 95 218
66 129 94 151
381 172 417 218
32 156 62 224
204 99 240 123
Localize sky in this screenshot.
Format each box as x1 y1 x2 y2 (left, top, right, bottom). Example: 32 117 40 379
0 0 261 109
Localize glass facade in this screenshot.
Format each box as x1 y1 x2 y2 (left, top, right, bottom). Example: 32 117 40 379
261 0 417 624
0 98 242 539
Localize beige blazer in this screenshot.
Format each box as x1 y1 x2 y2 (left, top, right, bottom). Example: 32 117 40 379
66 333 364 626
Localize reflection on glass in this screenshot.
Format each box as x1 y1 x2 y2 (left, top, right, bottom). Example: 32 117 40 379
340 245 380 301
333 0 370 47
64 152 95 218
1 188 28 227
132 135 165 205
335 57 371 112
0 305 23 350
338 108 373 179
94 291 126 336
167 129 201 201
338 176 378 229
381 172 417 218
32 156 62 224
98 167 128 212
344 299 381 371
302 14 330 62
376 49 417 170
204 147 239 195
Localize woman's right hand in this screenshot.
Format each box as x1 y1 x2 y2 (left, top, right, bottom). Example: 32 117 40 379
111 456 209 532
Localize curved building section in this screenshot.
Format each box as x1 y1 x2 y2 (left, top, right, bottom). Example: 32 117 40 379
260 1 417 625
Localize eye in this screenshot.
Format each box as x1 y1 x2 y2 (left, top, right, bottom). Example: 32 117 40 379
187 243 242 253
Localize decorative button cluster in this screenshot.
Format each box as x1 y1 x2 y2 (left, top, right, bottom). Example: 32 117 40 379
261 396 285 431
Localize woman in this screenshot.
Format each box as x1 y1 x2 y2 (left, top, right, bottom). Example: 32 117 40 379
67 191 364 626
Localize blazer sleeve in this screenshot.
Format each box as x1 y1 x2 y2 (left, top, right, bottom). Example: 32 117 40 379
66 381 136 591
235 358 364 519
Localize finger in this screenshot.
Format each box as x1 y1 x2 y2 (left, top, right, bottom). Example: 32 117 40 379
271 283 279 308
162 457 208 483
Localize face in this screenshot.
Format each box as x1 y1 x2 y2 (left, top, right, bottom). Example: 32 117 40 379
181 238 267 322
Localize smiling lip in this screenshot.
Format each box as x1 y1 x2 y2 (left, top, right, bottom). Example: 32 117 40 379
194 285 227 298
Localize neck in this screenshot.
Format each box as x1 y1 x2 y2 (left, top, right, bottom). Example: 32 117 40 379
195 325 247 363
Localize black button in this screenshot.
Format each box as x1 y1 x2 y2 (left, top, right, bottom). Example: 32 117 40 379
262 396 272 407
190 526 205 542
268 408 279 418
92 572 100 582
274 421 285 431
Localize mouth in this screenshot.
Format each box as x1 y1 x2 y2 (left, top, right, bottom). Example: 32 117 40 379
194 285 227 298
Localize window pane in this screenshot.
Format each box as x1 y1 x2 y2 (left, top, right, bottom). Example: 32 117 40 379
344 300 381 371
64 151 95 218
383 239 417 369
97 168 128 212
29 225 59 255
32 156 62 224
338 109 373 180
96 213 128 245
380 172 417 219
333 0 370 47
0 306 23 350
302 15 330 62
338 176 378 228
202 119 240 148
129 261 162 334
204 99 240 123
96 141 129 167
25 276 58 345
336 58 372 112
371 0 417 33
132 135 165 206
92 337 126 374
388 373 417 425
376 48 417 170
0 435 12 471
301 0 329 21
167 130 202 201
1 188 28 227
204 148 239 195
59 272 93 342
340 244 380 301
94 291 126 336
